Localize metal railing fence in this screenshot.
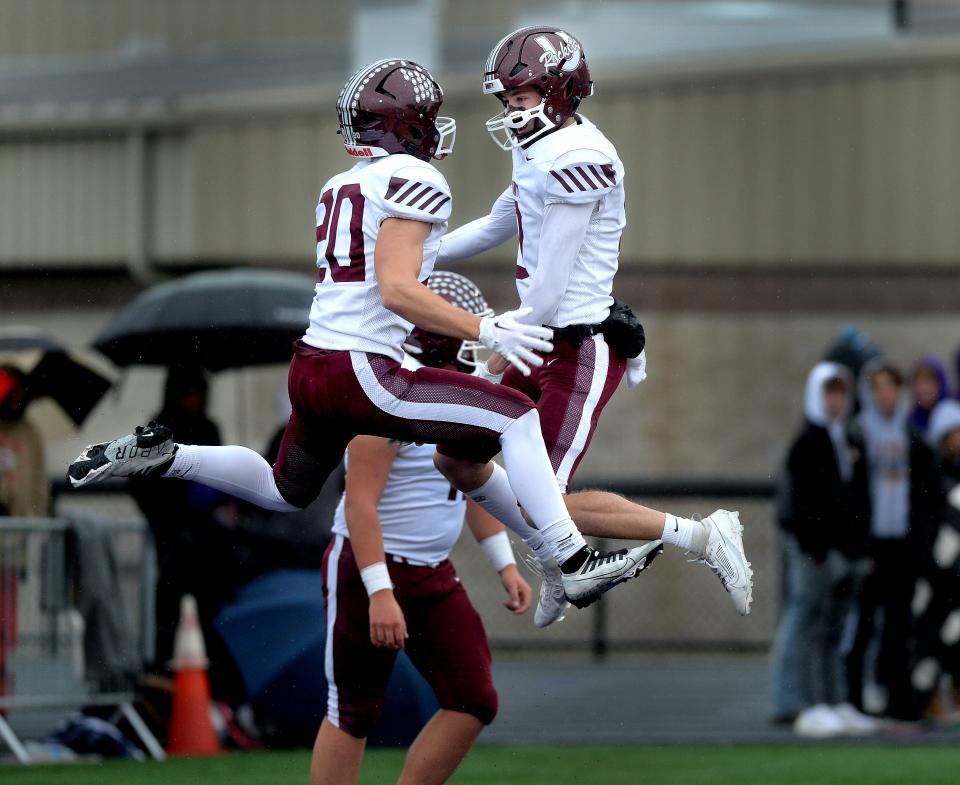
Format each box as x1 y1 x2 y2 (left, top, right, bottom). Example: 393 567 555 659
54 477 777 658
0 516 163 763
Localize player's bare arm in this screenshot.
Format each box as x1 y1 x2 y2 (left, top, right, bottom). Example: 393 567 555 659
377 217 554 376
465 501 532 615
342 435 407 650
376 217 483 341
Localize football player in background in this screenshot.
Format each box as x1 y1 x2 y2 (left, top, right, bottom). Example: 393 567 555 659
69 59 661 614
438 27 753 624
312 272 531 785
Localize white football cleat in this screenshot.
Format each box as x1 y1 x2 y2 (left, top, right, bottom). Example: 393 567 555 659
68 421 177 488
521 553 569 628
691 510 753 615
562 541 663 609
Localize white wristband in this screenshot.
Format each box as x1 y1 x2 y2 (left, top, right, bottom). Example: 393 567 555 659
478 360 505 385
360 562 394 596
480 531 516 573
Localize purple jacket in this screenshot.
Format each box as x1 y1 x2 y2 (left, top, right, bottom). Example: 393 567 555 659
909 356 951 433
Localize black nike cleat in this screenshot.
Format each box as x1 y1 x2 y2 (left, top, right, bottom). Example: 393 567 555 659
67 421 177 488
562 540 664 609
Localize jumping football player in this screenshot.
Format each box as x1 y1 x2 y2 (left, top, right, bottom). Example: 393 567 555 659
68 59 661 612
312 272 531 785
437 27 753 624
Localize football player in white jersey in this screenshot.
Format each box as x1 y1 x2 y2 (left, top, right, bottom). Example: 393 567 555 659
312 272 531 785
68 59 662 616
437 27 754 623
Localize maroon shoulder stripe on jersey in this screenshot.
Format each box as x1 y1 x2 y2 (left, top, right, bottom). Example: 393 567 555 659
551 164 618 192
561 168 587 191
585 165 607 185
384 177 410 200
549 170 574 193
386 178 449 212
419 190 445 212
575 165 599 189
395 181 423 204
427 195 450 215
407 184 436 207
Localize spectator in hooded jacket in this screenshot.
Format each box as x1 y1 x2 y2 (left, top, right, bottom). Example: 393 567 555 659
912 399 960 719
909 357 950 436
845 360 940 720
770 362 872 735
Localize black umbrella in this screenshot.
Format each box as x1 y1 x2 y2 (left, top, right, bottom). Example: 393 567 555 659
92 269 315 371
0 329 114 426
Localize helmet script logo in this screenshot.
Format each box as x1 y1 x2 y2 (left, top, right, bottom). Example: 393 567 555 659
535 31 582 71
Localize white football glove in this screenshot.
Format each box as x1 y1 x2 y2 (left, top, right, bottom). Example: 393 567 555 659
625 350 647 389
478 307 553 377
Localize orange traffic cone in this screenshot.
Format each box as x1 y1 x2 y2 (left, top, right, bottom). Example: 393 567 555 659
166 594 224 756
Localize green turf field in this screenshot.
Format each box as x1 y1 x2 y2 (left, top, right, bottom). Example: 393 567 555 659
2 744 960 785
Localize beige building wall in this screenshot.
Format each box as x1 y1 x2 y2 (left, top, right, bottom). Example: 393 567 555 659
2 39 960 269
0 136 130 264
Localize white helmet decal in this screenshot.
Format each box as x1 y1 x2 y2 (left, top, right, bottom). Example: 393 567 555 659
534 31 582 71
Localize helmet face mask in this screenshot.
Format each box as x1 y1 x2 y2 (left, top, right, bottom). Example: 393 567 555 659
433 116 456 159
337 59 457 161
406 331 485 373
482 27 593 151
485 94 556 151
403 272 493 373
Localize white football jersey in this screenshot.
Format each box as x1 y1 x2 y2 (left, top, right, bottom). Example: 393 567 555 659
332 441 467 565
303 154 452 362
511 116 625 327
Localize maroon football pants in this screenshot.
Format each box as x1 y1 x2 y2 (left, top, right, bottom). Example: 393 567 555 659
273 342 534 508
320 535 497 738
501 333 626 491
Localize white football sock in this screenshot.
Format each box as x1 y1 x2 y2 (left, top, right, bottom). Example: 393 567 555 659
498 410 586 565
662 514 707 554
467 463 548 560
164 444 300 512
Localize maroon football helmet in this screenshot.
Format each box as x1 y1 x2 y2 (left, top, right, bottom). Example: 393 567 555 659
336 59 456 161
482 26 593 150
404 272 493 372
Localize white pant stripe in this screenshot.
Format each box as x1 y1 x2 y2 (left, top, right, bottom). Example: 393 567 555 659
555 335 609 491
350 351 516 435
324 534 344 728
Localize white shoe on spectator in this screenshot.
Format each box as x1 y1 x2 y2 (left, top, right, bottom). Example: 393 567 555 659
832 702 881 735
793 704 846 738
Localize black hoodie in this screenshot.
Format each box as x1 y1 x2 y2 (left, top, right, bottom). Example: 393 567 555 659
778 362 870 561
